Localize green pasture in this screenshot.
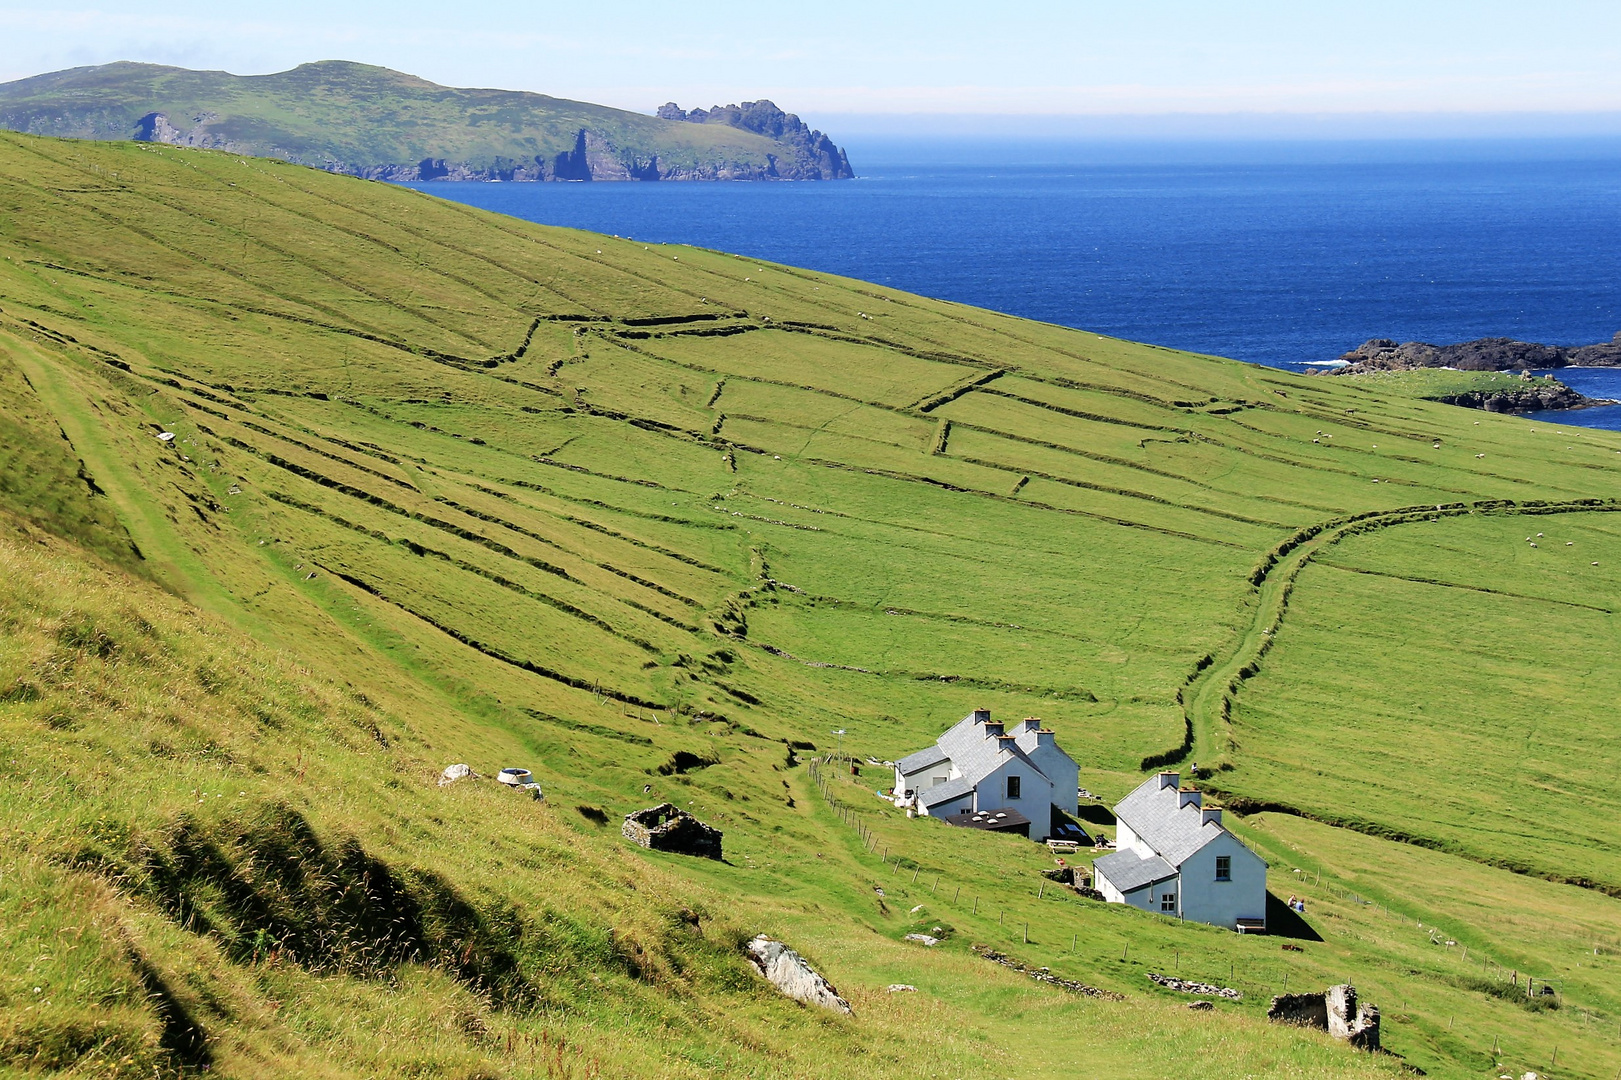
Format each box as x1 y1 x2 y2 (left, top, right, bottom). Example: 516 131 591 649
0 130 1618 1077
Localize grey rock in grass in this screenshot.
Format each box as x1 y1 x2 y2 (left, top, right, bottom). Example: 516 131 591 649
744 935 852 1015
438 763 474 786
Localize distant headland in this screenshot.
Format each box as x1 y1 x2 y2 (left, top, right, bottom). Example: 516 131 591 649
0 61 854 182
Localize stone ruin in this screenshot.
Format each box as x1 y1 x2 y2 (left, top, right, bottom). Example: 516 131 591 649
1268 984 1380 1051
621 803 723 860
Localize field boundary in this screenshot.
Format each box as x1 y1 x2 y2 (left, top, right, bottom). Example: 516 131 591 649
1150 496 1621 896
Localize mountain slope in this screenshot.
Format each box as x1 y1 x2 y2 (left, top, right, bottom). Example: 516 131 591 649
1 132 1619 1079
0 61 853 181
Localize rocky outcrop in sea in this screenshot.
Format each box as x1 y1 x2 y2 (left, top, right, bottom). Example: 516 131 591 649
1338 332 1621 372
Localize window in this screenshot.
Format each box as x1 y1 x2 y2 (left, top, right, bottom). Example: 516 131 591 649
1215 856 1232 881
1006 775 1021 799
1161 891 1176 912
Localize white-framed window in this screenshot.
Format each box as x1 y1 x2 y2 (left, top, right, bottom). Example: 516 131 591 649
1006 775 1022 799
1161 891 1176 912
1215 855 1232 881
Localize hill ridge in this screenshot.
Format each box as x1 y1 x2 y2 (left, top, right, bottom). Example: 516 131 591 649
0 59 855 181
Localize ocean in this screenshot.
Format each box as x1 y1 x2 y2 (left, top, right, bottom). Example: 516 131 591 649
408 138 1621 430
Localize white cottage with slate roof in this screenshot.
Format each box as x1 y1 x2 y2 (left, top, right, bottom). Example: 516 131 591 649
893 709 1078 842
1093 772 1267 932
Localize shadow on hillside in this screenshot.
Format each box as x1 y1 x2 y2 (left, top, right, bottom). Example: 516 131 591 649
134 801 543 1003
128 947 213 1071
1265 891 1324 942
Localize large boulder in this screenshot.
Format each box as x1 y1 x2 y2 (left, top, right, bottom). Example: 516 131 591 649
744 935 852 1015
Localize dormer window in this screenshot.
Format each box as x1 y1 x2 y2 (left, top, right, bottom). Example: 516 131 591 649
1006 775 1021 799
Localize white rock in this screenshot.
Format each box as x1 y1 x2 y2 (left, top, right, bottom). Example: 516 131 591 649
744 935 852 1015
904 933 940 947
886 984 918 993
438 763 474 786
909 905 924 914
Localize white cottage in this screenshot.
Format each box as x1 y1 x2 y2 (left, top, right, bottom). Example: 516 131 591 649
1092 772 1267 932
893 709 1079 842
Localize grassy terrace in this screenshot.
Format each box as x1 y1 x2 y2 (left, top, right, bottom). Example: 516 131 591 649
0 132 1618 1078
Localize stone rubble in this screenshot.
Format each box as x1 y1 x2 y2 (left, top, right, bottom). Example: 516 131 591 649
973 945 1124 999
1148 973 1242 999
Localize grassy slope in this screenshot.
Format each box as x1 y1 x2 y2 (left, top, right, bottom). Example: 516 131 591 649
0 61 799 173
0 131 1617 1078
1339 368 1574 400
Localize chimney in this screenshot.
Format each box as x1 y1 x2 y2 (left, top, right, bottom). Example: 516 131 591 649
1157 771 1179 790
971 708 991 724
1021 717 1042 734
1200 804 1223 826
1035 729 1055 747
1177 787 1202 810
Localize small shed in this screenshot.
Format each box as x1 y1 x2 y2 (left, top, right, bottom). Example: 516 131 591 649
943 807 1031 837
622 803 723 860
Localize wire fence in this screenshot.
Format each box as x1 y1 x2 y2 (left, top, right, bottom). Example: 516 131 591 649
805 758 1621 1051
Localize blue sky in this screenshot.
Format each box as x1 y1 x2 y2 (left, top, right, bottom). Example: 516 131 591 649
4 1 1620 129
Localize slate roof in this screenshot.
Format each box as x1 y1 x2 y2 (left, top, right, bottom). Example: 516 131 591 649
895 744 949 775
1113 777 1228 868
919 774 975 808
900 711 1061 809
940 725 1047 788
1093 848 1178 893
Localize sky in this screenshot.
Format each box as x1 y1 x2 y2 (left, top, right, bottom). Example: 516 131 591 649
5 1 1621 135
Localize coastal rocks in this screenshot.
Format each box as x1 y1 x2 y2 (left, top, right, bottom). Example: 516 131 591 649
1432 384 1592 412
743 935 853 1014
1337 333 1621 372
1268 984 1381 1051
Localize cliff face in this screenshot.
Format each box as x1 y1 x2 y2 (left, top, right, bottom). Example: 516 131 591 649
657 100 853 180
1339 332 1621 372
0 61 855 183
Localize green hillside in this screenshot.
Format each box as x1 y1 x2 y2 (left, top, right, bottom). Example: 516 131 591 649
0 61 853 181
1 132 1618 1079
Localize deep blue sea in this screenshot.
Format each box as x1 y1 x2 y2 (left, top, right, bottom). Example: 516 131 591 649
409 138 1621 430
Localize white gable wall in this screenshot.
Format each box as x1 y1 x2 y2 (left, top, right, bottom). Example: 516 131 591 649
971 758 1053 839
1014 727 1078 814
1174 831 1267 930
